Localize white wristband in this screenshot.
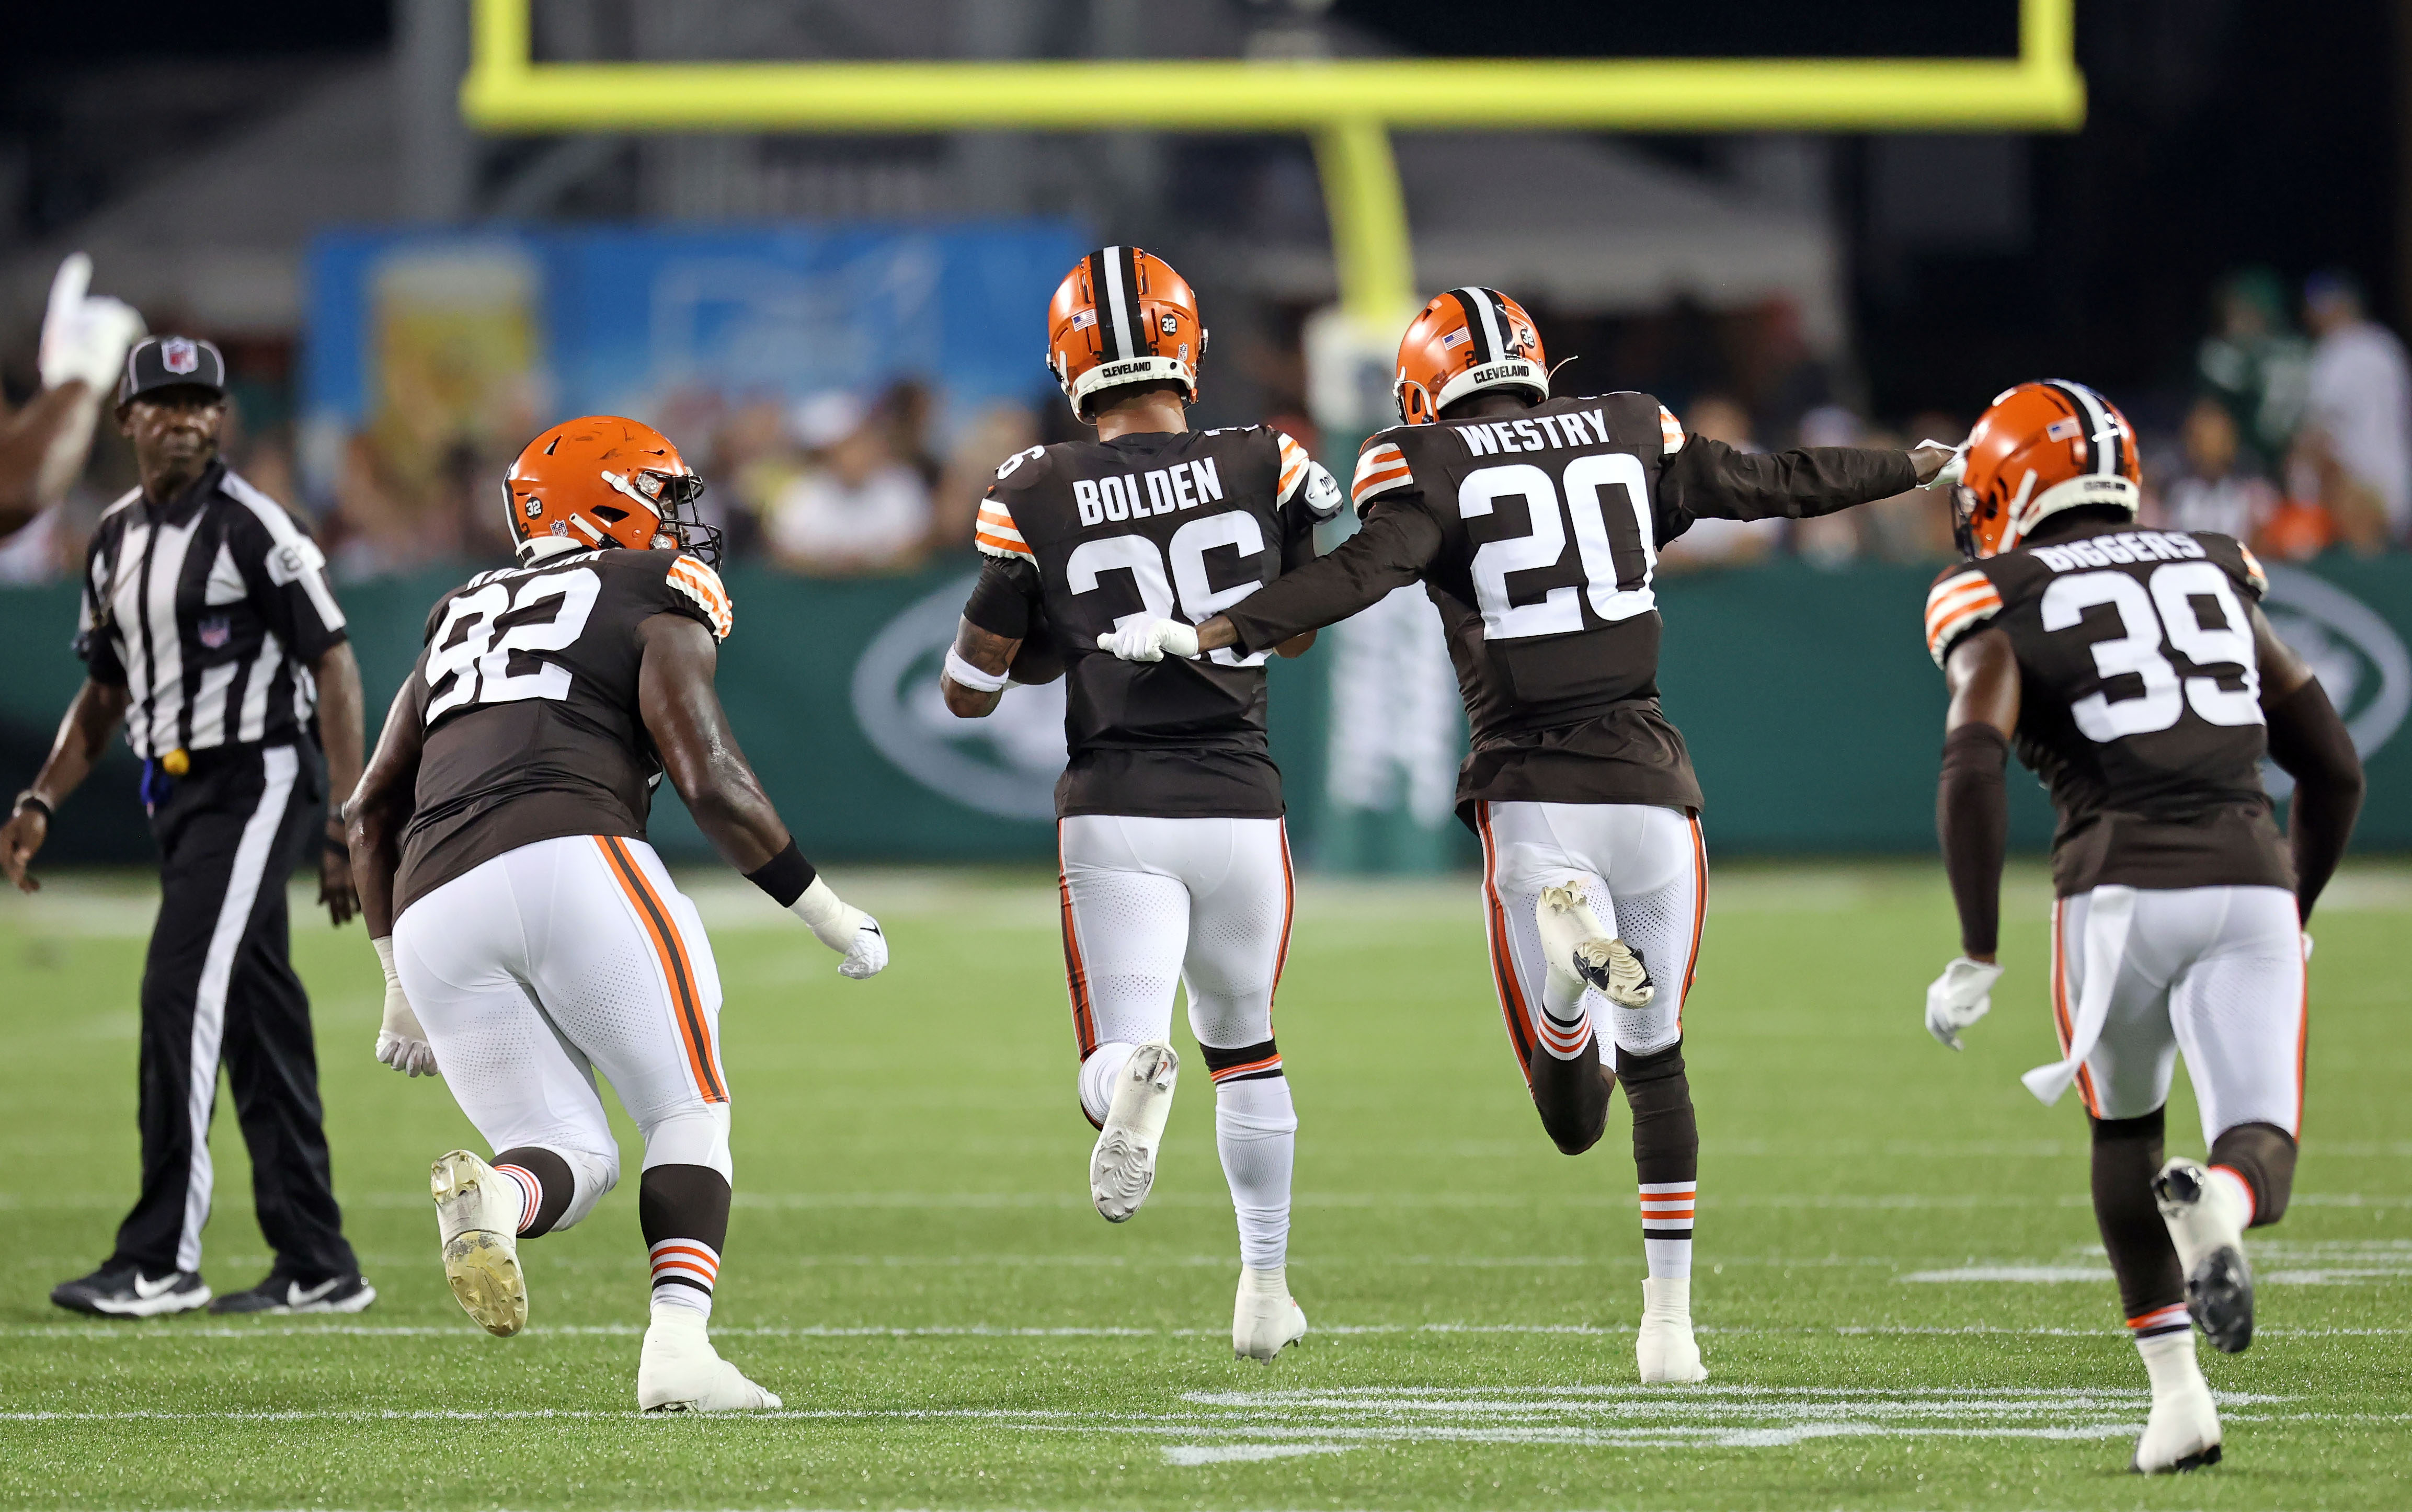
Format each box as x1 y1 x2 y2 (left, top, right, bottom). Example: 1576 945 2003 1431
371 934 400 988
943 646 1012 693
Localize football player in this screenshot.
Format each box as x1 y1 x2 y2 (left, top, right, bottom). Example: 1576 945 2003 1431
347 417 889 1412
1918 381 2363 1472
1098 288 1958 1382
939 248 1343 1362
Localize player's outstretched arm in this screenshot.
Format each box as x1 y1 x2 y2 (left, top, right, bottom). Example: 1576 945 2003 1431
1925 627 2021 1049
2253 606 2365 922
636 612 885 978
2 676 130 894
1663 435 1956 524
348 680 437 1074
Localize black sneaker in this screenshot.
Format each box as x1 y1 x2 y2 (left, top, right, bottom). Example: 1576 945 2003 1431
208 1271 378 1315
51 1265 212 1318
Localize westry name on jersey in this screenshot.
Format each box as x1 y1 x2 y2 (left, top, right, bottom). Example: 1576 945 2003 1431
2026 530 2208 573
1072 458 1225 526
1456 408 1615 457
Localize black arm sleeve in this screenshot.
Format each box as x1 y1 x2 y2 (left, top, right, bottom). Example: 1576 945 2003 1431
1219 500 1445 656
1938 721 2011 957
962 554 1041 640
1661 437 1921 524
2264 677 2364 921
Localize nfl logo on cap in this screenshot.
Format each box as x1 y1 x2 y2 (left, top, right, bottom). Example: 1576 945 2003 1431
162 338 199 375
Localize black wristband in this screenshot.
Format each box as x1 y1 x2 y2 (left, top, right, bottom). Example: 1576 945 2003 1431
744 838 816 909
12 791 52 823
324 833 351 855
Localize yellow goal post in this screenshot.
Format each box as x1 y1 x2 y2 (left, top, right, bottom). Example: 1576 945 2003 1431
460 0 2084 322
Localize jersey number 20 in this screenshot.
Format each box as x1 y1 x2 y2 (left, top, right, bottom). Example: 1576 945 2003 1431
1461 454 1656 639
2043 562 2262 742
425 568 601 721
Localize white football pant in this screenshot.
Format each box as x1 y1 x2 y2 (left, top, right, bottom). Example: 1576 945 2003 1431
1476 800 1706 1069
2052 884 2304 1140
1057 814 1296 1269
393 834 734 1230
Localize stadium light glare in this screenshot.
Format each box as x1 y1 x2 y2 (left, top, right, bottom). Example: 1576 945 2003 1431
460 0 2084 319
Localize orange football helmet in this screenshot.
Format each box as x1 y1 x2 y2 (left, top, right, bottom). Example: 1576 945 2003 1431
1953 380 2141 558
501 416 718 566
1046 247 1207 420
1393 287 1548 425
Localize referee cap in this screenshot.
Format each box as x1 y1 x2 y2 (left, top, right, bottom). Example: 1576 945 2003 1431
116 335 227 410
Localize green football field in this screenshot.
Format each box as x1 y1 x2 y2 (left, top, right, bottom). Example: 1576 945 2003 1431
1 859 2406 1510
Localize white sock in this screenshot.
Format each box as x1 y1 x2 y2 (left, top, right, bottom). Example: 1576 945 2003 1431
1640 1181 1696 1279
492 1163 541 1234
1215 1075 1297 1271
1078 1042 1140 1127
2205 1165 2255 1227
648 1238 718 1322
2136 1326 2205 1395
1537 970 1595 1060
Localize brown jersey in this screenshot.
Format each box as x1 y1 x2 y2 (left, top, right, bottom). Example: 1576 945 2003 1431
392 547 734 917
967 425 1341 819
1924 523 2292 897
1219 393 1919 824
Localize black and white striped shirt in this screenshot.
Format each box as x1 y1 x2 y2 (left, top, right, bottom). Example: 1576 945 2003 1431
75 460 349 762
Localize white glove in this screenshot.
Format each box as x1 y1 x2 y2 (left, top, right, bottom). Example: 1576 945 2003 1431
1914 436 1969 492
1924 955 2003 1051
39 254 144 393
1095 617 1201 663
791 875 887 979
2302 932 2315 962
371 936 439 1076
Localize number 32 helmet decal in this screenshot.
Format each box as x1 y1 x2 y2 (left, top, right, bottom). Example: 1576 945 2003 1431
1954 380 2142 559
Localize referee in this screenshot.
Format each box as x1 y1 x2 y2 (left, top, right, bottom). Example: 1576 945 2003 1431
1 337 373 1316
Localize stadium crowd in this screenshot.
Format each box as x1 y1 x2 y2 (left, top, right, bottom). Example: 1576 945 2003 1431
4 265 2406 584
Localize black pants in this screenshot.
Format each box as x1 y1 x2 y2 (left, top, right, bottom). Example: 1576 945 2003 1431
106 742 357 1282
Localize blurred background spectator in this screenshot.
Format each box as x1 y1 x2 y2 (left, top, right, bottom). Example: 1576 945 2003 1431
765 388 936 577
2298 269 2411 553
2148 397 2277 542
2196 268 2310 480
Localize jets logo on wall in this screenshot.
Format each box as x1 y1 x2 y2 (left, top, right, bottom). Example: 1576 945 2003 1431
2262 565 2409 796
852 573 1067 822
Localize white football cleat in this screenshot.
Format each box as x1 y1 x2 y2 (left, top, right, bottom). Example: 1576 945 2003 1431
1091 1043 1179 1223
2155 1158 2255 1353
1636 1277 1708 1383
430 1150 528 1337
1232 1265 1308 1362
637 1308 782 1413
1537 884 1653 1008
2132 1335 2222 1473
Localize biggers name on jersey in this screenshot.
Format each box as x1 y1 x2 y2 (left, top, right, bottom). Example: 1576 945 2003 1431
2027 530 2209 574
1457 407 1616 457
1072 458 1226 526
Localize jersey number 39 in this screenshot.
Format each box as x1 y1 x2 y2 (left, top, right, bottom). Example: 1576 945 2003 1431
425 568 601 721
2043 562 2262 742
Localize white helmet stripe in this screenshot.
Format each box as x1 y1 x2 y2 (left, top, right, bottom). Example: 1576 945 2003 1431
2049 380 2123 476
1100 247 1137 365
1452 286 1507 363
